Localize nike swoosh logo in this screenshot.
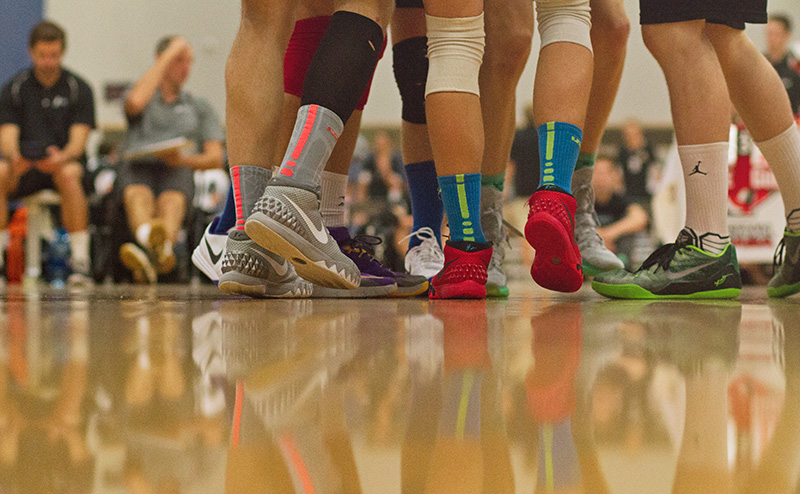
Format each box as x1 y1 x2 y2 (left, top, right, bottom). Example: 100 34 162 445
253 249 290 277
283 195 329 244
664 261 717 280
205 237 223 265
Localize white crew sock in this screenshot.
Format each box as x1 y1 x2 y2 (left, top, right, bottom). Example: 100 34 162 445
69 231 90 267
678 142 730 252
320 171 349 228
135 223 152 247
755 124 800 232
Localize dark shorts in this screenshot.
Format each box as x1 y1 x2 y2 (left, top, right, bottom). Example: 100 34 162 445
396 0 424 8
9 158 88 200
640 0 767 29
118 158 195 202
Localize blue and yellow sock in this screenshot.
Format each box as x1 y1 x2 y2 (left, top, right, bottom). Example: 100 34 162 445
406 160 444 249
213 185 237 234
438 173 486 243
538 121 583 193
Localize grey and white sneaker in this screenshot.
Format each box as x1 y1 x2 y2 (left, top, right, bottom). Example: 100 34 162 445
218 230 312 298
245 179 359 289
481 186 509 298
572 167 625 276
401 227 445 279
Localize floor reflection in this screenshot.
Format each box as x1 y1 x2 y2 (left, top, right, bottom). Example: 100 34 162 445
0 286 798 493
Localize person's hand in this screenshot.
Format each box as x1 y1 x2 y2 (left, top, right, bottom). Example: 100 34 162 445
10 155 31 176
35 146 67 174
161 37 191 61
156 148 184 167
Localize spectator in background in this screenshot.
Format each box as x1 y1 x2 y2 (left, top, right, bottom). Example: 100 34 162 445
0 21 95 285
765 13 800 116
592 156 649 266
616 119 661 208
119 36 224 284
357 130 407 207
509 103 540 199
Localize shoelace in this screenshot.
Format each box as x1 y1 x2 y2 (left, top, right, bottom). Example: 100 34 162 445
636 237 691 274
398 227 445 265
343 235 394 275
773 236 786 275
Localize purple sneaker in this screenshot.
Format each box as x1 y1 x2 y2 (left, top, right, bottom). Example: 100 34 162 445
329 227 429 297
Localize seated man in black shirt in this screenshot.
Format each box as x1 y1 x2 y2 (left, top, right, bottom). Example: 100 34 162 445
0 21 95 285
592 156 649 264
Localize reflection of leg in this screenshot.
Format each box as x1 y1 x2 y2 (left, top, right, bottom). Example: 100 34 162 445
742 305 800 493
53 306 90 424
125 316 154 406
672 359 730 494
158 311 186 400
320 387 362 494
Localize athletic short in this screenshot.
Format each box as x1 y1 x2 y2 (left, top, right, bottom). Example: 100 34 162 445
9 158 88 200
396 0 423 8
640 0 767 29
118 158 195 202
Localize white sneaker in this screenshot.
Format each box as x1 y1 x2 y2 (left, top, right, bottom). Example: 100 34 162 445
400 227 444 279
572 167 625 276
192 217 228 284
481 186 509 297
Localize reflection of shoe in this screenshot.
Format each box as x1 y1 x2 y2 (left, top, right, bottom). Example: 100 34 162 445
593 228 742 299
526 303 583 422
526 187 583 292
192 217 228 284
572 167 624 276
429 241 491 300
246 180 359 289
402 227 445 279
481 187 509 298
331 227 427 297
767 230 800 298
311 275 396 298
639 300 741 375
120 243 156 284
218 230 312 298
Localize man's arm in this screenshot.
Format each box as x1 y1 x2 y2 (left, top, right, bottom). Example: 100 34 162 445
124 38 190 117
158 140 224 171
0 124 29 175
597 202 649 248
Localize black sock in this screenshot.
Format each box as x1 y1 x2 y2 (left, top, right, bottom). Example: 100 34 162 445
300 11 384 124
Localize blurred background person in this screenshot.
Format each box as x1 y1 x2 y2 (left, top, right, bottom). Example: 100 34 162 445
616 119 661 210
592 156 649 268
0 21 95 285
119 36 224 284
766 13 800 117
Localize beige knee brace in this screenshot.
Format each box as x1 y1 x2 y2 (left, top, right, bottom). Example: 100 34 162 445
425 13 486 97
536 0 592 52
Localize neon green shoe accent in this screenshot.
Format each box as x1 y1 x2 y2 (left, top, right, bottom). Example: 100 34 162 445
592 280 741 299
486 284 509 298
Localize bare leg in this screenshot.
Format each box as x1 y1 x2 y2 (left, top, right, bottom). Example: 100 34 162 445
123 185 156 235
156 191 187 245
52 161 88 233
226 0 297 168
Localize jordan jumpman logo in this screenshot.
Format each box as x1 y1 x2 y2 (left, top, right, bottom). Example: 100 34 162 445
689 161 707 176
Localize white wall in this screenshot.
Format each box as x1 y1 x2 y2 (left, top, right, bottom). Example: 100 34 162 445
45 0 800 130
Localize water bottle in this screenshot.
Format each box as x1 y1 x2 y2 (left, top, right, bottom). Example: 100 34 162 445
47 228 71 288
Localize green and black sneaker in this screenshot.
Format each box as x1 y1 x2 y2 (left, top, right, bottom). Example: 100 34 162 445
592 228 742 299
767 230 800 298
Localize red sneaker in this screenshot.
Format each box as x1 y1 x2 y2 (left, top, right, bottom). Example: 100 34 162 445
525 187 583 292
429 241 492 299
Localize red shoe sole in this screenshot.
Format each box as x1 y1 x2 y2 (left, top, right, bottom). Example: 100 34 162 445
525 213 583 293
429 280 487 299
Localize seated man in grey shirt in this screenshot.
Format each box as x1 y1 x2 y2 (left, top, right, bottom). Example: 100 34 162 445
119 36 224 283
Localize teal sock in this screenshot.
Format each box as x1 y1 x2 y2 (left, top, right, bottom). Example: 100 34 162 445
574 152 596 171
438 173 486 243
538 121 582 193
480 172 505 192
